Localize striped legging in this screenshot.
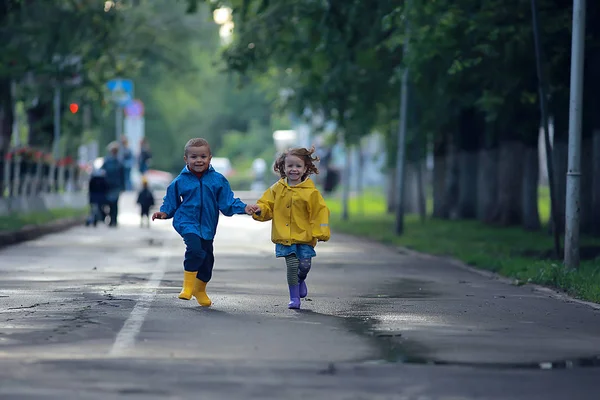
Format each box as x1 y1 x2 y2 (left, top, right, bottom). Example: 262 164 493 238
284 255 312 285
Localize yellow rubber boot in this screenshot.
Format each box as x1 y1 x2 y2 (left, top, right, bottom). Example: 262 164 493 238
178 271 197 300
193 279 212 307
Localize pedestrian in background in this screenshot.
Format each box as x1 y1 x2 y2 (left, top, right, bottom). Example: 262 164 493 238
136 176 155 228
252 146 331 309
152 138 258 307
101 142 125 227
86 168 108 227
139 137 152 176
120 136 134 191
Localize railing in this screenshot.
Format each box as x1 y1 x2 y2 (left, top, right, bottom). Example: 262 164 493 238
0 149 89 216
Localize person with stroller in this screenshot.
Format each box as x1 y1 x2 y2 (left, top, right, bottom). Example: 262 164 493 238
86 168 108 227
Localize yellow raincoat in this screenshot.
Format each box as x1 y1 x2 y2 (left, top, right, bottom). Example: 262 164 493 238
253 178 330 247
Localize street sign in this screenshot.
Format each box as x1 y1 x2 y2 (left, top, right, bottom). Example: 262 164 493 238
124 99 144 118
106 79 134 107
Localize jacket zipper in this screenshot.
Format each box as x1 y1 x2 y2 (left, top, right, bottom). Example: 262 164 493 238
197 175 204 228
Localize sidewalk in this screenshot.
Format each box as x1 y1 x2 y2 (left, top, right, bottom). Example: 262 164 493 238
323 232 600 366
0 216 85 249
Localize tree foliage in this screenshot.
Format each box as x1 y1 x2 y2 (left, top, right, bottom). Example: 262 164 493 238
200 0 597 151
1 0 278 173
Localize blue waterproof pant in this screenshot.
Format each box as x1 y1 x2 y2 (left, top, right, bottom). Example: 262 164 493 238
183 234 215 282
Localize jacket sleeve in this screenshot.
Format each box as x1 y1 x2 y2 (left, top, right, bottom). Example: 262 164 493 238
252 186 275 222
217 177 247 216
159 179 180 219
310 189 331 242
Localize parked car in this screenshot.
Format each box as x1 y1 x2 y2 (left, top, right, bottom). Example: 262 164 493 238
144 169 173 191
210 157 234 177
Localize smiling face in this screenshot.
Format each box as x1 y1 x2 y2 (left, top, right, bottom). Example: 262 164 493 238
184 145 212 175
284 154 308 186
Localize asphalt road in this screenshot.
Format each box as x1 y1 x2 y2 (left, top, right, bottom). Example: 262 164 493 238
0 191 599 399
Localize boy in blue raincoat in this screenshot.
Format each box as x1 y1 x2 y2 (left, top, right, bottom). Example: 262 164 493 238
152 138 259 307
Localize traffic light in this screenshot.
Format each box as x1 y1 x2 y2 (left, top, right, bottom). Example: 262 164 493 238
69 103 79 114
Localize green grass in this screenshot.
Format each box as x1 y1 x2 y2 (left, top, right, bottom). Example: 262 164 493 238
326 190 600 304
0 208 88 233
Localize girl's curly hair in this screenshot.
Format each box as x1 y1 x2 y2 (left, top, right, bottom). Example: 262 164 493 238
274 146 320 180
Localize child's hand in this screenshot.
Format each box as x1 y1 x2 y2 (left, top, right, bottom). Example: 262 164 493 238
245 204 260 215
152 211 167 221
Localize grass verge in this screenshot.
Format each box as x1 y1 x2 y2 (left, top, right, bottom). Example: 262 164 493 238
327 191 600 304
0 208 88 233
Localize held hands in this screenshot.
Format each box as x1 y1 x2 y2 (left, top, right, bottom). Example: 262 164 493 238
244 204 261 215
152 211 167 221
154 206 259 219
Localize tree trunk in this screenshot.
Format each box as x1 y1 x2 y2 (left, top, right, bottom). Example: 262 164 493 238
592 130 600 235
521 145 541 231
0 79 13 154
26 99 54 150
356 149 364 216
477 122 498 224
404 162 420 214
0 79 13 195
457 150 478 218
443 131 460 219
432 132 447 218
341 147 351 220
457 108 481 219
386 168 396 213
416 159 426 222
493 140 524 226
477 147 498 223
549 89 569 235
583 17 600 235
552 140 568 233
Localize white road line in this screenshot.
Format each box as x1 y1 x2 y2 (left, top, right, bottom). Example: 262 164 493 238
109 246 169 357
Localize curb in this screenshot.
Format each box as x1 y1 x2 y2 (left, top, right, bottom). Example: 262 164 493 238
395 244 600 311
0 217 86 250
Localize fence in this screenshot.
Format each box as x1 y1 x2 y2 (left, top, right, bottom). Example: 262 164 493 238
0 148 89 216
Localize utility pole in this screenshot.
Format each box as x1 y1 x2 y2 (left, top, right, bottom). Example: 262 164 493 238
52 85 61 159
115 105 123 141
564 0 586 269
395 1 411 235
530 0 561 259
11 80 20 147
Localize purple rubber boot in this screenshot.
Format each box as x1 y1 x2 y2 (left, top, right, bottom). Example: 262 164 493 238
299 280 308 298
288 285 301 309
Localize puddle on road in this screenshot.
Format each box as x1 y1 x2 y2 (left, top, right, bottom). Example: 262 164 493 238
359 278 438 299
343 308 600 370
341 309 432 364
342 278 600 370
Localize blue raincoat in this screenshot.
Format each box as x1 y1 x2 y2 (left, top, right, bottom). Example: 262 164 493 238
159 166 247 239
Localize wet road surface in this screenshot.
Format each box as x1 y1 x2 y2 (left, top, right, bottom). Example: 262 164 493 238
1 192 599 399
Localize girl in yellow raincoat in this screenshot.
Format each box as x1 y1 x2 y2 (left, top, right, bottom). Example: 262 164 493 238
253 147 331 309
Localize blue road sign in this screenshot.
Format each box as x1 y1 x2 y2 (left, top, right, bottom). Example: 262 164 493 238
106 79 134 107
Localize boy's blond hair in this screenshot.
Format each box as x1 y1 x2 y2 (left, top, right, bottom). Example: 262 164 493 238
184 138 211 156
